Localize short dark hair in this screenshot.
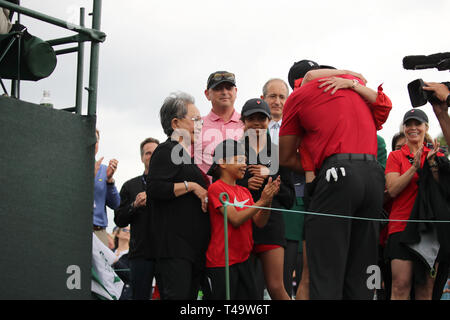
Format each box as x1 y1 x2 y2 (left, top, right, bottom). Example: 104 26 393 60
140 137 160 157
391 132 405 151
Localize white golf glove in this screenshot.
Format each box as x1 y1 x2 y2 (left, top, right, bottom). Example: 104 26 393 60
325 167 346 182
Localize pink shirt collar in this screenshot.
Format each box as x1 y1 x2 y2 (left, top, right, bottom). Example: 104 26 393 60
205 109 241 123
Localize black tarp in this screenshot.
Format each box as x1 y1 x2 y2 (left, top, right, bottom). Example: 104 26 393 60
0 96 95 299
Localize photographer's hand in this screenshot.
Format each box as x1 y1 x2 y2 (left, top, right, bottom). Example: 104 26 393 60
423 82 450 102
423 82 450 146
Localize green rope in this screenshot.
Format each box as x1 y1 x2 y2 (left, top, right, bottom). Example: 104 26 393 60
216 191 449 301
223 201 450 223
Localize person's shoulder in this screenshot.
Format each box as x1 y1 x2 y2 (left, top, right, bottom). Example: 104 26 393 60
209 180 240 195
387 149 402 159
377 135 386 145
386 149 404 170
208 179 224 192
156 138 173 148
286 87 303 100
124 175 142 186
284 85 313 107
152 139 174 156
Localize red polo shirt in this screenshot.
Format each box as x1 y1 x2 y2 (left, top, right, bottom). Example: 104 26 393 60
206 179 255 268
280 75 392 170
385 144 443 235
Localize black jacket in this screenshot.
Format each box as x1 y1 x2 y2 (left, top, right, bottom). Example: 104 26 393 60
237 135 295 247
400 155 450 299
114 174 150 260
146 139 211 264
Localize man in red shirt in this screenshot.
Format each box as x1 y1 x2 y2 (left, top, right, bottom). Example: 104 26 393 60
279 59 392 299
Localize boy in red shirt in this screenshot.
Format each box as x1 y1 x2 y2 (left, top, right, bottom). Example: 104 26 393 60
204 139 280 300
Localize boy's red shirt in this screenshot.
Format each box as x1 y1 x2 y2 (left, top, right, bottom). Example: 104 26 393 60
206 179 255 268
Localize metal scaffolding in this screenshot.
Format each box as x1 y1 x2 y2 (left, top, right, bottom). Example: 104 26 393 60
0 0 106 115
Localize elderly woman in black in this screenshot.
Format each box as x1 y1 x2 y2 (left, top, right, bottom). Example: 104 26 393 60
146 92 210 300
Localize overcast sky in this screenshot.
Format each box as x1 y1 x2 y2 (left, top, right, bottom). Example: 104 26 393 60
12 0 450 231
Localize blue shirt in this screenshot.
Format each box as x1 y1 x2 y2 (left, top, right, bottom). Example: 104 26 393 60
93 164 120 227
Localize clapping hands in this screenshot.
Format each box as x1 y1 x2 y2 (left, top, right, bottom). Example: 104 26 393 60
260 176 281 206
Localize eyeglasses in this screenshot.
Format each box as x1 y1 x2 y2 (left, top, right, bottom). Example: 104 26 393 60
185 116 203 125
266 93 286 100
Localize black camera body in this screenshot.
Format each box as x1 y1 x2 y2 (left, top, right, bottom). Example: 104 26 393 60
403 52 450 108
407 79 441 108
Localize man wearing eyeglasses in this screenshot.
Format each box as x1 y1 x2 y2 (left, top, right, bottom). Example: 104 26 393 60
261 78 289 146
114 137 160 300
196 71 244 179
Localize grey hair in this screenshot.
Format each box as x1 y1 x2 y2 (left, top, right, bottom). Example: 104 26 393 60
159 91 195 137
262 78 289 98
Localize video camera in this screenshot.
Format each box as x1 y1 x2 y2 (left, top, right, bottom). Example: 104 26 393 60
403 52 450 107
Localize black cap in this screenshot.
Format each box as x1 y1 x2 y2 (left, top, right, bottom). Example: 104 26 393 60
207 71 236 90
241 98 271 118
206 139 246 177
403 108 429 125
287 59 319 89
318 65 336 70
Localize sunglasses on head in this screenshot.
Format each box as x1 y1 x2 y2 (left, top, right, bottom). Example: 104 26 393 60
210 72 235 83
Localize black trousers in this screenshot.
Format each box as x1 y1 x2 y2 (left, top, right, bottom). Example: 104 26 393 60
305 157 384 300
203 258 259 300
283 239 302 297
129 258 155 300
156 258 204 300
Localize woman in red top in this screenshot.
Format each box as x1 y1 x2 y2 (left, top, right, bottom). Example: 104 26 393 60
385 108 442 300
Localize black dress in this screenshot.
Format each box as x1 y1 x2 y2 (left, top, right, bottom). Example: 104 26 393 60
146 139 211 265
237 134 295 248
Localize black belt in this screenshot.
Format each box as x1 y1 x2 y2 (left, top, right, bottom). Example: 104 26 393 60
93 225 105 231
325 153 376 163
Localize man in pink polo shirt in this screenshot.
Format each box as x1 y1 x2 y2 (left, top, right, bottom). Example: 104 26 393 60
195 71 244 178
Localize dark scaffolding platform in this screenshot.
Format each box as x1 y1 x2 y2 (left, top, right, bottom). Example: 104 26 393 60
0 96 96 299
